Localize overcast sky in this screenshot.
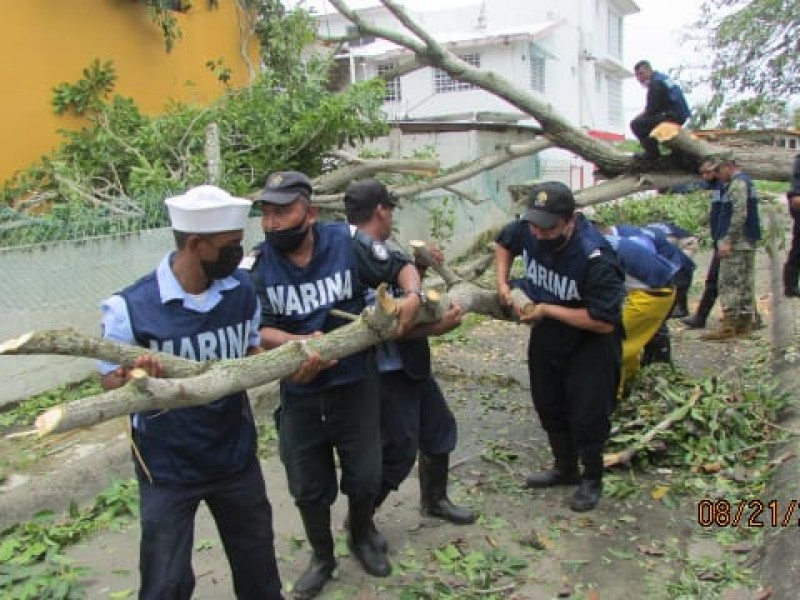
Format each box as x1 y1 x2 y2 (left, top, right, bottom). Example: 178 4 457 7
623 0 702 121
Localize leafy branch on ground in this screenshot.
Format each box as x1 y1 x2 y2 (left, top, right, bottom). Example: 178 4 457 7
0 479 138 600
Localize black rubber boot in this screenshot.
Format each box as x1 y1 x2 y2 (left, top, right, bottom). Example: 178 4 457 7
570 453 603 512
669 285 690 319
344 485 390 553
641 326 671 367
680 286 716 329
293 508 337 600
347 496 391 578
525 431 580 488
784 262 800 297
418 453 476 525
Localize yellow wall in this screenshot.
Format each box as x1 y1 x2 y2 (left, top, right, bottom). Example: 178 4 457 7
0 0 259 182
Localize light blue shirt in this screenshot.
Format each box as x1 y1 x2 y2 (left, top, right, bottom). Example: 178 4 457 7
98 253 261 375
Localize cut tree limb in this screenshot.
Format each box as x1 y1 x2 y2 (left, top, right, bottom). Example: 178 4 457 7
0 329 204 378
21 280 523 436
604 386 702 467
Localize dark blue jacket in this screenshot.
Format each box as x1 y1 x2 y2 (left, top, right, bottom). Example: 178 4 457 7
604 234 678 288
616 224 695 274
121 270 257 485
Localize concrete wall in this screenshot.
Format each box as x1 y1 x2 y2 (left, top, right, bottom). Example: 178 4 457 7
0 220 262 407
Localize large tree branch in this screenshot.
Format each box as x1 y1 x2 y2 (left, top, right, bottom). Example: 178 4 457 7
328 0 630 175
10 280 524 436
329 0 795 183
653 123 794 181
313 157 439 193
313 138 553 205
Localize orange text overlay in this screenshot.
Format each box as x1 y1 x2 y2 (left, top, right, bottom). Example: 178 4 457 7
697 498 799 528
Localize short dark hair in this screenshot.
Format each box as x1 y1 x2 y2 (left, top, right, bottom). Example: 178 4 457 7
343 179 397 225
634 60 651 71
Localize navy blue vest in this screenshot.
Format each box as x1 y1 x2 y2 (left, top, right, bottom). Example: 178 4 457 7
516 218 614 358
253 222 368 394
706 180 727 241
121 269 257 485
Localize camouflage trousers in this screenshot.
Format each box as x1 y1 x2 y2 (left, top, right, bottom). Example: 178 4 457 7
719 246 756 318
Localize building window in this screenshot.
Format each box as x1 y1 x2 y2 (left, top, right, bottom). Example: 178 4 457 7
606 75 622 127
607 7 623 60
377 62 402 102
434 53 480 93
529 45 546 93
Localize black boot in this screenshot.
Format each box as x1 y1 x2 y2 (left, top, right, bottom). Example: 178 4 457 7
525 431 580 488
294 508 337 600
348 496 391 577
641 326 671 367
784 262 800 297
344 486 390 553
570 453 603 512
680 286 716 329
669 286 690 319
418 453 476 525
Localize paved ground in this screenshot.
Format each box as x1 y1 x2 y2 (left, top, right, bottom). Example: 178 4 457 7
2 248 798 599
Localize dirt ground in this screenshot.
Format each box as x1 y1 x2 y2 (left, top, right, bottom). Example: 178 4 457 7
3 249 788 599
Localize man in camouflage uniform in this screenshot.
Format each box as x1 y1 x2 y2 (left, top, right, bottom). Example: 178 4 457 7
702 158 762 340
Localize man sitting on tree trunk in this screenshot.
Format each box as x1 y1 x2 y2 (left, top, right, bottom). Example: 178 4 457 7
630 60 691 160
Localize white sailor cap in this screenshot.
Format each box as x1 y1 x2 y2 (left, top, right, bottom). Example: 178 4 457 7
165 185 252 233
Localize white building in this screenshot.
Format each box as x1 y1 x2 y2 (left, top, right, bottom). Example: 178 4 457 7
314 0 639 254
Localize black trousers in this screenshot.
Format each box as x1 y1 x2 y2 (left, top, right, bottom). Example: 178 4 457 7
787 216 800 269
138 460 283 600
704 249 721 304
527 332 620 458
630 113 674 157
379 370 458 490
278 368 382 509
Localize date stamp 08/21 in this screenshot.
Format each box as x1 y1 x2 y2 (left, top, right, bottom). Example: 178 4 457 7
697 499 799 528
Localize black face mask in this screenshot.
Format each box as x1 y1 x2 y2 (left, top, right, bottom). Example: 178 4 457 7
201 244 244 280
537 234 568 254
264 221 309 253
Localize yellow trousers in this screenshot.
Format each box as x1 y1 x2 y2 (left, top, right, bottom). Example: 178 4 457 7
621 287 676 389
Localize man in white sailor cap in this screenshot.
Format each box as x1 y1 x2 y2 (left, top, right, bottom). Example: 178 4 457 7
97 185 284 599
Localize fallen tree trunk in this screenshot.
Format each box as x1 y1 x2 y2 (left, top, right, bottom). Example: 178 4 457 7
8 278 523 436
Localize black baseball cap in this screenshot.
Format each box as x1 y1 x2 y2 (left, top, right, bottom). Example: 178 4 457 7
521 181 576 228
343 179 398 214
255 171 313 205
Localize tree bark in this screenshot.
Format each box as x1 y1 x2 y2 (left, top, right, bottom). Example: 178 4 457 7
14 279 520 436
313 138 553 206
314 155 440 194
